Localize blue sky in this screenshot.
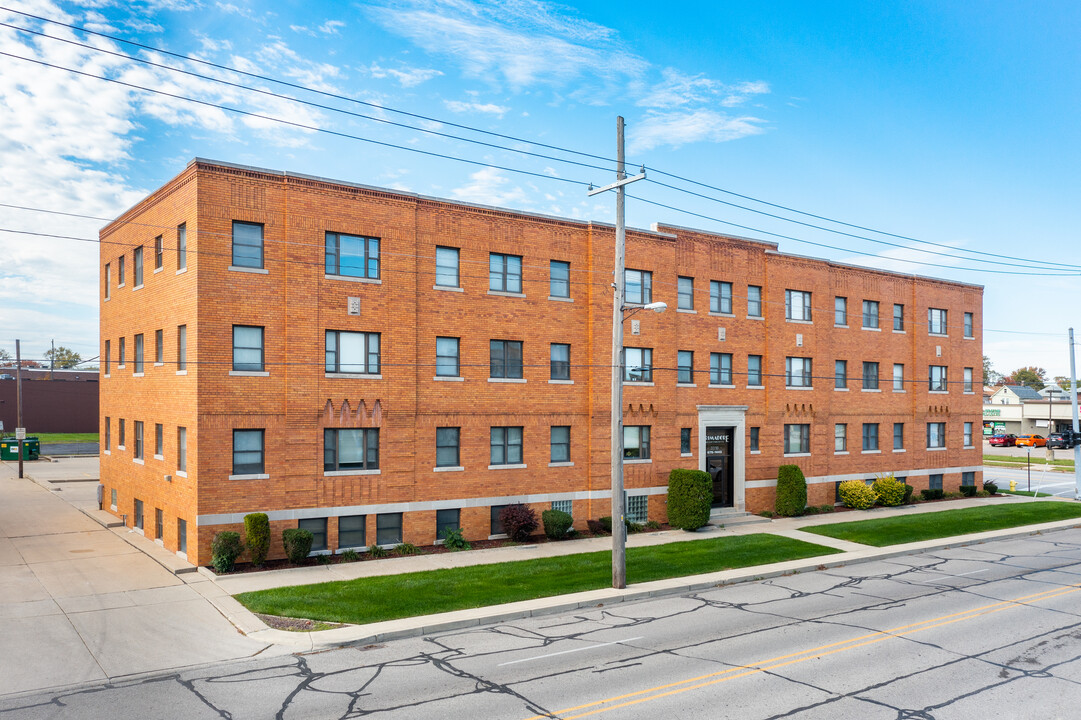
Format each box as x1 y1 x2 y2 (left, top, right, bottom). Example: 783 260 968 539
1 0 1079 379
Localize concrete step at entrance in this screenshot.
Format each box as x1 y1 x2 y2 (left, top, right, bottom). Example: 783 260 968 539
707 509 772 527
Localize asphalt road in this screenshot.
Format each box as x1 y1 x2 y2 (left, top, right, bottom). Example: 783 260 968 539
984 464 1080 498
6 529 1081 719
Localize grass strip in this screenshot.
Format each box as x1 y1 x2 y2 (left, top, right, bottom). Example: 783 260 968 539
802 502 1081 547
27 433 99 444
1000 490 1056 498
983 455 1074 468
236 534 839 625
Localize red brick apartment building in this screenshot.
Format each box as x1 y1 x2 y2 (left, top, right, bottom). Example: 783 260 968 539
99 159 984 565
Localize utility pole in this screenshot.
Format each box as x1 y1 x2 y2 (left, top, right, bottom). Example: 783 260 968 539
49 338 54 380
1070 328 1080 500
15 339 24 479
588 116 645 589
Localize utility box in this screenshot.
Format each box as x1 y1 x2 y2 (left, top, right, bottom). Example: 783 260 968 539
0 437 40 461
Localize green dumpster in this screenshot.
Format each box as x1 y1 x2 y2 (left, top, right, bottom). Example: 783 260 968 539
0 437 39 461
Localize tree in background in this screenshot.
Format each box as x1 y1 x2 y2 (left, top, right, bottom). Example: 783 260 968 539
1054 376 1076 391
0 349 11 367
1006 366 1047 390
983 355 1002 386
43 346 82 369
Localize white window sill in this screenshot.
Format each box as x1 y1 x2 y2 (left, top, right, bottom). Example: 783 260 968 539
964 391 975 395
229 473 269 480
548 379 574 384
750 450 761 455
548 462 574 467
104 297 110 302
489 377 526 383
676 308 697 314
118 364 125 369
154 362 164 367
104 374 110 379
747 385 764 390
103 450 111 455
229 265 268 274
176 470 188 478
709 312 736 318
154 267 163 274
324 469 380 477
488 463 527 470
862 388 882 393
325 274 381 284
893 330 906 334
434 376 464 382
117 445 126 451
176 267 187 275
230 371 270 377
929 390 949 394
927 447 948 452
548 296 573 302
786 385 814 391
747 315 764 321
488 533 509 541
862 326 881 332
133 458 144 465
623 381 654 387
835 324 848 329
433 466 464 472
335 546 369 554
118 284 126 289
110 504 117 512
623 458 653 464
893 389 906 394
708 384 736 389
861 450 881 455
929 333 949 338
153 454 163 461
487 290 526 298
677 383 697 388
132 372 144 378
133 528 144 536
893 449 906 453
783 452 811 458
786 319 813 325
133 284 144 291
834 387 849 391
434 285 464 292
964 336 975 340
325 373 382 379
176 370 187 376
680 453 694 457
964 445 975 450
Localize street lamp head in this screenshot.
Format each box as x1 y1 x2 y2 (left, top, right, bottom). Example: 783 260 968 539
643 301 667 313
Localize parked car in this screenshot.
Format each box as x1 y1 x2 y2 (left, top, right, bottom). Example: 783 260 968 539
988 434 1017 447
1015 434 1047 448
1047 432 1080 449
0 374 13 380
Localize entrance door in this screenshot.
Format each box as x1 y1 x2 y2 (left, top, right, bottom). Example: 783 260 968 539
705 426 734 507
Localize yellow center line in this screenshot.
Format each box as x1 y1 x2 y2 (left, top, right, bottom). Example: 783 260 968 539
520 582 1081 720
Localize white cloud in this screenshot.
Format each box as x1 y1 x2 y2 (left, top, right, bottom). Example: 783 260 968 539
628 110 767 152
443 100 510 117
319 20 345 35
450 167 529 206
368 63 443 88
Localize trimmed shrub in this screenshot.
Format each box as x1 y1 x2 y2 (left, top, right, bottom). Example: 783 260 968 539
921 488 945 501
586 519 608 535
243 512 270 566
775 464 808 517
645 520 662 530
960 484 978 497
626 521 644 534
340 549 360 562
395 542 422 555
903 484 915 505
541 509 574 540
282 528 314 564
442 527 471 551
872 475 906 507
838 480 877 510
598 516 613 533
368 544 388 558
667 468 713 531
984 481 999 495
211 531 243 574
500 504 539 542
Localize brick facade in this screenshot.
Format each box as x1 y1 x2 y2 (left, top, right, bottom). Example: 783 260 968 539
99 159 984 566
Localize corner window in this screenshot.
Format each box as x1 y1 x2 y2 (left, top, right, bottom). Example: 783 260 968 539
677 350 694 383
154 235 163 270
550 343 570 380
133 246 143 286
711 281 733 314
436 427 460 467
489 253 522 293
624 347 652 382
784 424 810 454
490 339 523 379
177 223 187 270
233 326 265 372
894 422 904 450
177 427 187 472
134 334 144 373
862 423 879 451
834 423 847 452
893 303 904 331
964 312 974 338
785 357 812 387
232 221 264 269
747 355 762 386
436 509 460 540
835 360 847 389
177 518 187 554
785 289 812 321
104 263 110 300
339 515 366 548
232 429 265 475
324 428 379 471
104 340 111 375
550 260 570 298
862 300 879 329
862 361 879 390
490 426 523 465
624 426 651 459
834 296 847 326
680 428 692 454
550 426 570 463
677 276 694 310
376 513 402 546
749 427 760 451
927 422 946 449
436 337 460 377
710 352 732 385
104 417 111 450
964 422 974 447
299 518 327 552
928 308 948 335
435 246 460 287
325 232 379 279
929 365 948 392
625 269 652 305
325 330 379 374
747 285 762 317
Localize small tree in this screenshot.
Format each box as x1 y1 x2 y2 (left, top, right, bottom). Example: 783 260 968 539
244 512 270 566
282 528 314 563
500 504 538 541
211 531 243 573
667 468 712 531
774 464 807 516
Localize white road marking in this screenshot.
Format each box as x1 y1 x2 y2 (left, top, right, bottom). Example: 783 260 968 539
497 637 645 666
919 569 989 583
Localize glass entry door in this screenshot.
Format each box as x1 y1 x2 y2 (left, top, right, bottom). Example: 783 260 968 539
705 426 734 507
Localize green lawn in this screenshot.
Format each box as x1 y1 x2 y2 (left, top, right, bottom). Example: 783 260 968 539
236 534 840 625
27 433 99 444
1000 490 1056 498
984 454 1074 468
802 502 1081 547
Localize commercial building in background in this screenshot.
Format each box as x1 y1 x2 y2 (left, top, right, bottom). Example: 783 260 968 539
99 159 984 565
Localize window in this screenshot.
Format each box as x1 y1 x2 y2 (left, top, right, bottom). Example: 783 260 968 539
134 334 144 373
550 343 570 380
490 426 523 465
785 357 812 387
119 418 125 448
134 421 144 460
489 253 522 293
677 351 694 384
232 429 265 475
325 231 379 279
784 424 810 454
177 427 187 472
133 246 143 286
894 423 904 450
928 308 948 335
119 337 125 367
104 263 110 300
436 509 460 540
927 422 946 449
232 221 264 269
118 255 125 285
134 499 144 531
436 427 460 467
862 362 879 390
711 352 733 385
154 235 163 270
435 246 460 287
929 473 943 490
154 509 163 540
154 423 163 457
893 304 904 331
105 340 110 375
680 428 692 454
325 330 379 374
177 223 187 270
835 423 847 452
964 312 974 338
711 281 733 314
862 423 879 451
785 289 812 321
835 360 848 389
490 506 507 535
626 495 648 524
963 367 973 393
178 518 187 555
324 428 379 471
747 285 762 317
862 300 879 329
748 355 762 386
624 426 651 459
233 326 265 372
490 340 523 379
678 276 694 310
750 427 760 452
550 426 570 463
298 518 327 552
105 417 111 450
436 337 460 377
835 296 847 326
625 269 652 304
551 500 573 516
962 471 975 487
177 325 187 371
929 365 948 392
624 347 653 382
893 363 904 391
964 422 974 447
550 260 570 298
339 515 366 548
155 329 163 365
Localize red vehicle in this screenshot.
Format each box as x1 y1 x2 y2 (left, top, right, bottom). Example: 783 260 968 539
988 434 1017 447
